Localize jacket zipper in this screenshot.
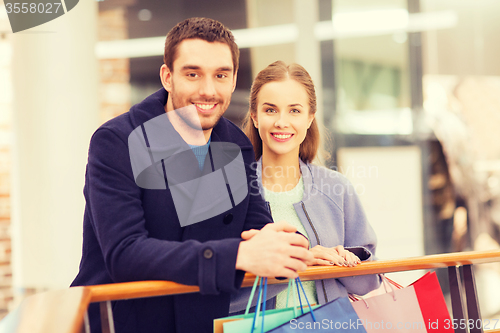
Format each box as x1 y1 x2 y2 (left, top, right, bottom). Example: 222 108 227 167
301 202 329 303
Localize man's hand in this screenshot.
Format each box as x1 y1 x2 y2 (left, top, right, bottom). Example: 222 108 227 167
240 220 298 240
236 221 313 279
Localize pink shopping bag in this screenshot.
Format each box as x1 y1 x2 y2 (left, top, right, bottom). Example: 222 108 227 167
351 272 454 333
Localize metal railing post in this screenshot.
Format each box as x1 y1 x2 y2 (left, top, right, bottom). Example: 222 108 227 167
463 265 483 333
449 265 467 333
100 301 116 333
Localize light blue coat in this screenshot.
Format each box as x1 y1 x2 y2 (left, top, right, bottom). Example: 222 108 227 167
230 158 381 313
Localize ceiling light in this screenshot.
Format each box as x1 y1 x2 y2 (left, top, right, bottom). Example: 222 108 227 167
138 9 152 22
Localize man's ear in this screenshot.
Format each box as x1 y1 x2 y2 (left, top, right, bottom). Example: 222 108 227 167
160 64 173 92
231 71 238 93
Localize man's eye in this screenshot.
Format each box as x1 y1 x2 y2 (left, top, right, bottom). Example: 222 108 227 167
187 73 198 78
216 74 227 79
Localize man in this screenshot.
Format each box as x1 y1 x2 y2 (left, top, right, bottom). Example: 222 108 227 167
71 17 312 333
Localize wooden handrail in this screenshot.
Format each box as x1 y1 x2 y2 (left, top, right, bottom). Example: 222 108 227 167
87 249 500 303
2 250 500 333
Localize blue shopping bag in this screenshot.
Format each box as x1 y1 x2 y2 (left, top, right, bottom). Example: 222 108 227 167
267 278 367 333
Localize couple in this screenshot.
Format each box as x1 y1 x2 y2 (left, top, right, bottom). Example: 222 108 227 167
71 17 379 333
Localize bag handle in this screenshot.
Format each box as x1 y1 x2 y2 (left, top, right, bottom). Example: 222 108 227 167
249 277 317 332
349 274 402 307
285 278 298 317
295 277 317 322
250 277 268 333
245 276 261 315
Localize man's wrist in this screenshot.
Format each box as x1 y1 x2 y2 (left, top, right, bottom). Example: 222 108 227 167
235 240 248 272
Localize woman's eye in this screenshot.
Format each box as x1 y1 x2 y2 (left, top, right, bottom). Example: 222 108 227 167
291 109 300 113
265 108 276 113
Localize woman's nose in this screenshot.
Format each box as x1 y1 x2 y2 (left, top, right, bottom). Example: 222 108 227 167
274 114 289 128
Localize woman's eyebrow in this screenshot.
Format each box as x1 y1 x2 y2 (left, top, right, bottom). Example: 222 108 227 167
262 102 277 107
262 102 303 108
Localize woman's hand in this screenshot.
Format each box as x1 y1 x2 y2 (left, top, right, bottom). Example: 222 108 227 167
308 245 361 267
334 245 361 267
308 245 344 266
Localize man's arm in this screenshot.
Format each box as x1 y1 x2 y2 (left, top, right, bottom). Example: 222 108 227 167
86 128 243 294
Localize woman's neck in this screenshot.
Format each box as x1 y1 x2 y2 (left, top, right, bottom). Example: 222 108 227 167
261 151 301 192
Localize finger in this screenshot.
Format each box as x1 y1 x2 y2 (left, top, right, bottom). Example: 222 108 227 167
271 267 299 279
265 220 298 233
241 229 259 240
289 246 314 263
345 252 357 267
345 252 360 267
352 253 361 264
334 245 346 257
314 259 335 266
312 250 344 265
284 233 310 249
330 253 346 266
282 257 308 273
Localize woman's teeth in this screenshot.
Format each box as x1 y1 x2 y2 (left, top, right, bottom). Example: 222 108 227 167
273 134 292 139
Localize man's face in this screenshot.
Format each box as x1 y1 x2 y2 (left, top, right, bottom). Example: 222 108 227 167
161 39 237 131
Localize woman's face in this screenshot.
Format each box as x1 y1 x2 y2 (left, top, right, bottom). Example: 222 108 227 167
252 79 315 159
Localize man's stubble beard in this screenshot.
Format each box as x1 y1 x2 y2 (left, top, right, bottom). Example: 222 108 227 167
170 80 228 131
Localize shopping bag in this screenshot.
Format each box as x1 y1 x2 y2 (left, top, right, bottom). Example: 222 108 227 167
267 279 367 333
215 277 316 333
351 272 454 333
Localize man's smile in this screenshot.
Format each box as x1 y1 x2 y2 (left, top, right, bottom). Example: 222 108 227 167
194 103 217 113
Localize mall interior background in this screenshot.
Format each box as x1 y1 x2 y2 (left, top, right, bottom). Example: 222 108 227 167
1 0 500 320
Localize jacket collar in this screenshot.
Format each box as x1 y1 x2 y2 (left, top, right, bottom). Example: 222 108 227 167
256 158 314 201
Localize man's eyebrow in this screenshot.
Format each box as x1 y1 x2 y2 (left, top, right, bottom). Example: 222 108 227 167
179 65 233 72
180 65 201 71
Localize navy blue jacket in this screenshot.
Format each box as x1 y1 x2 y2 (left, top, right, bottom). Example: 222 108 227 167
71 89 272 332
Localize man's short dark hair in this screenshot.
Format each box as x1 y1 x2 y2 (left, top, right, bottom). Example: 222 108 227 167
164 17 239 74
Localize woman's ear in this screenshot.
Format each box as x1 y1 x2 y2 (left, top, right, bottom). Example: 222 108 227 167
308 114 315 129
251 113 258 128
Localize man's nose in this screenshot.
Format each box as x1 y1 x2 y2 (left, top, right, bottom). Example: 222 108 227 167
199 77 216 97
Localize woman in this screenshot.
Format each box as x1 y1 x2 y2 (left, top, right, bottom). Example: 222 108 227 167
230 61 380 312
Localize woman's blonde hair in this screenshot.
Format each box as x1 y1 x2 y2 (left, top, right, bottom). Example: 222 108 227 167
243 60 320 163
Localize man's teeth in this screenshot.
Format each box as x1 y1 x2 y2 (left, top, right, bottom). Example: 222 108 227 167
195 103 215 110
273 134 292 139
